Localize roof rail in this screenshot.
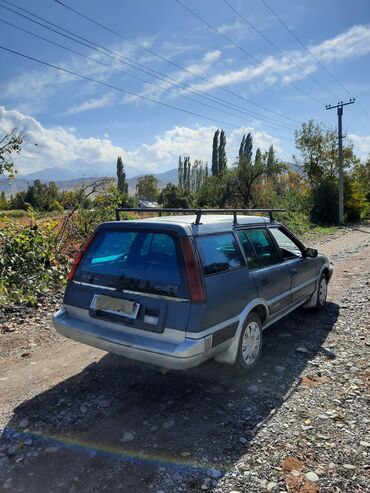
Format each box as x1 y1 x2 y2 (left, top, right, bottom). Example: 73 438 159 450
115 208 285 224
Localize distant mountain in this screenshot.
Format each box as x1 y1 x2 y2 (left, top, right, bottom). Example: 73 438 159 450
0 168 179 196
20 167 81 182
283 161 305 175
19 162 141 182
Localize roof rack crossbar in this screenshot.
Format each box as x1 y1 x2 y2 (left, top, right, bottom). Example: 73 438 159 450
115 208 285 224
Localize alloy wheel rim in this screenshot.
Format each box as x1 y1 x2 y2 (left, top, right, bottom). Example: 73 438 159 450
319 277 327 305
242 321 261 365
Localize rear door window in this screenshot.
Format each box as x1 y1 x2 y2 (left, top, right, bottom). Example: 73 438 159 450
76 230 184 298
239 228 281 269
197 233 245 275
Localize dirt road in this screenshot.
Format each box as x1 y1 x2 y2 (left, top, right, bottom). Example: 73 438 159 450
1 226 369 492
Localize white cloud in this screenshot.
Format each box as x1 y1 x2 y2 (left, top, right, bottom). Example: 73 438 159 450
218 21 244 35
348 133 370 159
185 24 370 94
121 49 223 104
0 106 283 176
66 94 114 115
0 106 127 175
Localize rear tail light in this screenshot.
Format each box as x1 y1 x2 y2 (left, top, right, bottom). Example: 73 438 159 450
67 233 95 281
181 237 206 303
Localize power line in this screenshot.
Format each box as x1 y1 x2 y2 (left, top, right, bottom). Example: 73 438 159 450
48 0 299 124
260 0 352 98
0 18 297 133
175 0 320 104
0 7 296 133
222 0 339 100
0 44 295 142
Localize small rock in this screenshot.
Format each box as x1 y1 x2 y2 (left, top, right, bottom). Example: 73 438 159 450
97 399 110 408
150 425 158 432
80 406 87 414
305 471 319 482
162 419 175 429
208 468 222 479
180 451 191 457
360 441 370 448
18 418 29 429
6 446 18 456
343 464 356 470
267 482 278 491
291 470 301 477
121 432 134 442
239 437 247 445
23 438 32 446
21 352 31 358
296 346 309 354
45 446 60 453
248 384 259 393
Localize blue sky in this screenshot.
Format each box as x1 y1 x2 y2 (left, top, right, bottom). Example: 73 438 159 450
0 0 369 177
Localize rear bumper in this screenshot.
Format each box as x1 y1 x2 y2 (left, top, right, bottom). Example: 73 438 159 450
53 308 211 370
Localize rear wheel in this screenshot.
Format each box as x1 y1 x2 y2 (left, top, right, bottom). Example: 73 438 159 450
315 273 328 310
234 312 263 373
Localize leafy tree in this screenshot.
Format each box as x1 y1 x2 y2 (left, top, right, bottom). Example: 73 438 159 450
158 183 189 208
195 176 226 207
0 126 25 176
116 156 128 204
211 129 219 176
294 119 357 184
239 133 253 163
136 175 159 201
0 191 7 210
295 119 361 223
218 129 227 175
236 133 264 205
178 156 184 191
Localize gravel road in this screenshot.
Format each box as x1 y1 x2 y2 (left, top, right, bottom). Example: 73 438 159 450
0 226 369 493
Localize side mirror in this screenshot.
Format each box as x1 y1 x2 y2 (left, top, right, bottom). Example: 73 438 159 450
305 247 318 258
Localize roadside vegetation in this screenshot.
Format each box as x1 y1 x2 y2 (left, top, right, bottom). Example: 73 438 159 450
0 119 369 307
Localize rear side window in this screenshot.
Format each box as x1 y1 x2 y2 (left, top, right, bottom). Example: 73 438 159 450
76 230 184 297
197 233 244 275
239 228 281 269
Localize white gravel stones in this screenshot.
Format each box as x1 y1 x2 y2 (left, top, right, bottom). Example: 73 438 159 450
266 481 278 491
305 471 320 482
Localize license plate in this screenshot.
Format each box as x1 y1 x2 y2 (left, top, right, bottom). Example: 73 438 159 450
90 295 140 319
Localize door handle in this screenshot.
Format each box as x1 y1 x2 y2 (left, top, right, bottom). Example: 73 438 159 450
291 268 298 275
261 278 269 286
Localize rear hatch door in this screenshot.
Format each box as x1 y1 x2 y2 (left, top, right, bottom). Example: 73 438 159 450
64 225 190 333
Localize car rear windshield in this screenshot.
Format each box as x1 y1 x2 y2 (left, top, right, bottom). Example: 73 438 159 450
75 229 185 298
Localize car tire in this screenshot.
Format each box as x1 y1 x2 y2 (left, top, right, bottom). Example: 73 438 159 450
315 272 328 310
234 312 263 373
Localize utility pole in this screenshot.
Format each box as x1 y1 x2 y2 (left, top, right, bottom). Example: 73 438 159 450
325 98 355 225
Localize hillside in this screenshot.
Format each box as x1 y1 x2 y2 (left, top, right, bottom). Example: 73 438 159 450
0 168 178 196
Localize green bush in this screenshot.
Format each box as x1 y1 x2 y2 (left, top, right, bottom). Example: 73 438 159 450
0 211 71 306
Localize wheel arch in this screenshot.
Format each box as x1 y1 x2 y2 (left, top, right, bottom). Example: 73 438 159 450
214 299 268 365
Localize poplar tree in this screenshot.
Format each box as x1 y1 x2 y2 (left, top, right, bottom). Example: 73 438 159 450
178 156 184 191
116 156 128 204
218 129 227 174
211 129 220 176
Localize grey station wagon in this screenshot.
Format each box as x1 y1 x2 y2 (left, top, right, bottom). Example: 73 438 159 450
53 208 333 373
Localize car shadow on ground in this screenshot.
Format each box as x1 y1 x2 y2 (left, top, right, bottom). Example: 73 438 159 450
1 302 339 492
